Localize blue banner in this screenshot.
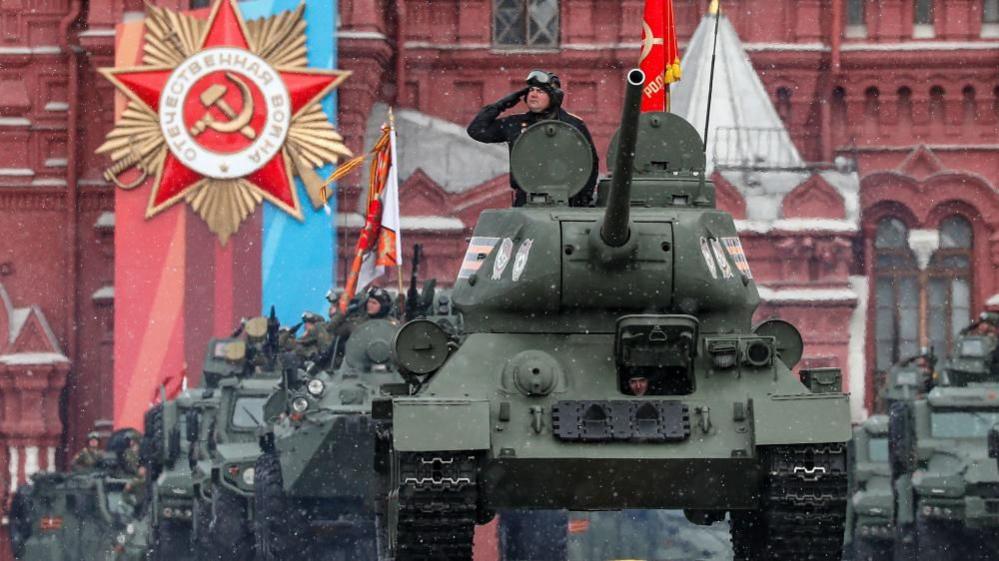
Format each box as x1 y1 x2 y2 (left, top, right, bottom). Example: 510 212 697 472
243 0 339 325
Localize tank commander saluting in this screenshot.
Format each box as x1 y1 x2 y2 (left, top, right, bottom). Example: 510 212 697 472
467 70 598 207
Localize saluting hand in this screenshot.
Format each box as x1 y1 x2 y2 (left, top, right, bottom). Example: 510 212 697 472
494 87 529 111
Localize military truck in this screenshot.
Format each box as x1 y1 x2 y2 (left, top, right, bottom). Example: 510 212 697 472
142 383 221 561
844 415 892 561
188 317 282 561
889 324 999 560
375 69 852 561
11 431 148 561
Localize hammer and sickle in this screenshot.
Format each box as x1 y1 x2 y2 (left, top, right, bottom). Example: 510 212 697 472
639 21 664 63
189 72 257 140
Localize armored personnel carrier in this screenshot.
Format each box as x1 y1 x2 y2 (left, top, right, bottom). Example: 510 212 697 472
889 322 999 560
11 430 149 561
843 415 892 561
188 317 282 561
376 69 852 561
253 288 452 561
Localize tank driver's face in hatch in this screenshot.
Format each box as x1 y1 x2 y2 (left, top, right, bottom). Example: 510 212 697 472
526 86 552 113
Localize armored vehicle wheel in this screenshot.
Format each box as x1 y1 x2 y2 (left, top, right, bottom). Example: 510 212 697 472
8 485 33 560
142 404 165 478
499 510 568 561
202 486 253 561
393 452 478 561
149 519 192 561
853 537 891 561
730 444 848 561
892 523 917 561
915 518 957 561
192 497 213 560
255 452 310 561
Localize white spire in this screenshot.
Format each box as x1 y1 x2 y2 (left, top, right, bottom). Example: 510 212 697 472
671 14 803 172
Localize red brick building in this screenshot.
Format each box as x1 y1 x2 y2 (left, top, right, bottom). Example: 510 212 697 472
1 0 998 519
334 0 999 417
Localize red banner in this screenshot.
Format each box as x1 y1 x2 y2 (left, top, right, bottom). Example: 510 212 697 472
639 0 682 112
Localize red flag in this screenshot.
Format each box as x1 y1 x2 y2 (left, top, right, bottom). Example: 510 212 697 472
639 0 682 112
340 112 402 311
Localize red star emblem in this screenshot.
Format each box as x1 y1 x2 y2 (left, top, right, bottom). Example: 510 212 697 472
101 0 345 220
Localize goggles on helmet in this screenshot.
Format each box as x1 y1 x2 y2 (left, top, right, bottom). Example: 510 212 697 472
526 70 559 88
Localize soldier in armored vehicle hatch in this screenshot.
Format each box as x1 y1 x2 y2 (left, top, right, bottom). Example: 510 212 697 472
468 70 599 207
71 431 103 471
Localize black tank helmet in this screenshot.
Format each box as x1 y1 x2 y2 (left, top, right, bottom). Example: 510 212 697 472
525 69 564 109
367 287 393 319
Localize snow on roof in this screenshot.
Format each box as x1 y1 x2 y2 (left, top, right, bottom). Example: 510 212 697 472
671 14 803 173
94 211 115 230
8 308 29 345
92 285 114 301
672 14 862 230
337 213 466 231
0 352 69 366
736 218 860 234
361 103 508 202
757 285 858 303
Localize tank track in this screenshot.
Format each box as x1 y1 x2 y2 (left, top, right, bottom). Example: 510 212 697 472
732 443 848 561
395 452 478 561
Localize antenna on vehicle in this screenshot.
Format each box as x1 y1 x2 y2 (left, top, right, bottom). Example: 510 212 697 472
702 0 722 154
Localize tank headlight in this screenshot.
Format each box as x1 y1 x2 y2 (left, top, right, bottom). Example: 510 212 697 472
707 340 738 369
117 533 127 544
126 523 135 535
242 467 255 486
291 397 310 413
743 340 772 367
307 379 325 397
163 507 173 518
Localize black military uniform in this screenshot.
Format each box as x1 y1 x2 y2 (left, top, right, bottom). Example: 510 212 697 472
467 71 598 207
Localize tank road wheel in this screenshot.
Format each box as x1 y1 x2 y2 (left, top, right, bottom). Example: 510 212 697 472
203 487 253 561
731 444 848 561
394 452 478 561
150 519 192 561
915 517 957 561
254 451 310 561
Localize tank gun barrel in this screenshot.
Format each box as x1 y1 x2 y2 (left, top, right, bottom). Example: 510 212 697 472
601 69 645 248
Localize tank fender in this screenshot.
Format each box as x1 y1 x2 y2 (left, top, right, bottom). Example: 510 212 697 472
392 398 491 452
750 394 851 445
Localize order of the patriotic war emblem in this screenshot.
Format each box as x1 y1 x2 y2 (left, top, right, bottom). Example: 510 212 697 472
98 0 352 242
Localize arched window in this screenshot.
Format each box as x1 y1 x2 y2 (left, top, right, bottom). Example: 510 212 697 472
897 87 913 135
873 218 919 371
962 86 978 126
927 216 973 356
985 0 999 23
864 87 880 136
776 87 792 124
493 0 560 48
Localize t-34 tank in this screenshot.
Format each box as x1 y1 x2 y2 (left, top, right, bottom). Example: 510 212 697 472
378 69 852 561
